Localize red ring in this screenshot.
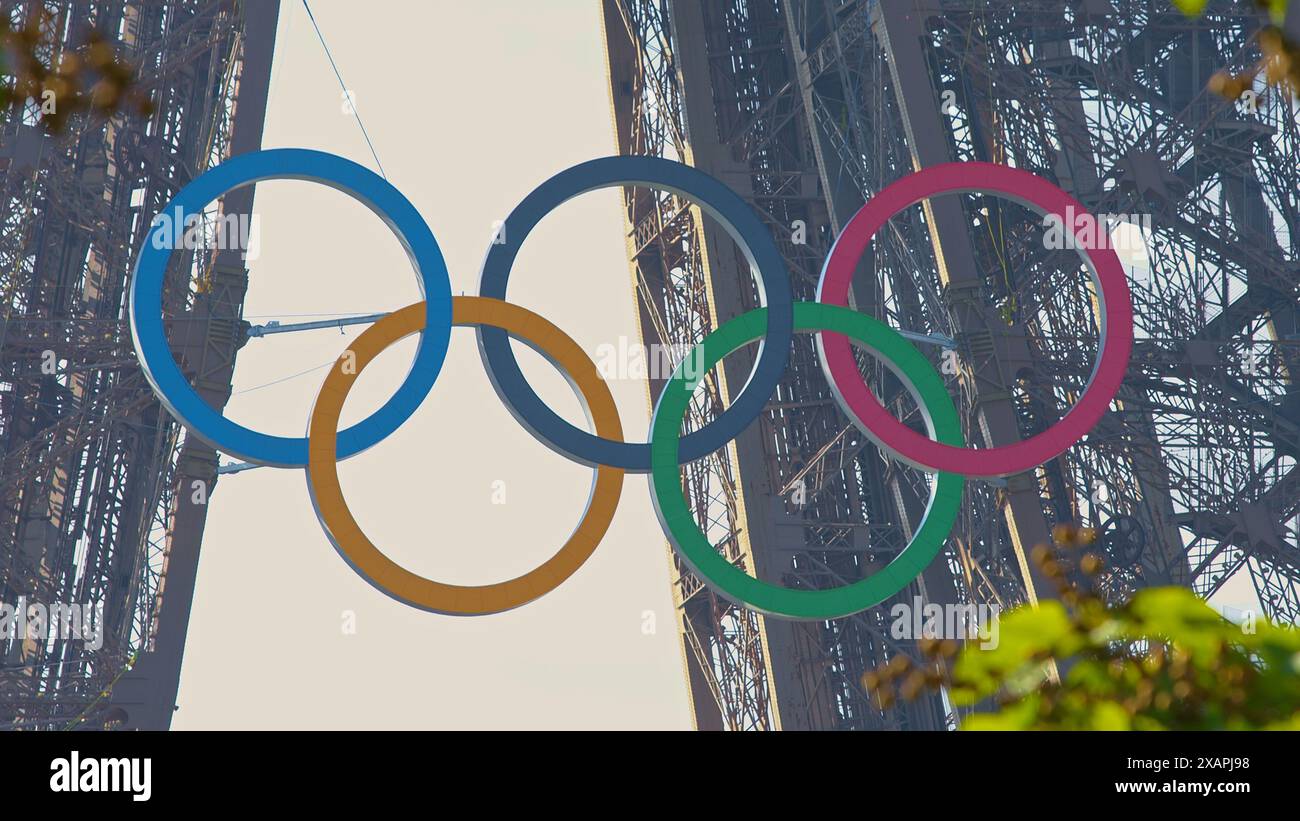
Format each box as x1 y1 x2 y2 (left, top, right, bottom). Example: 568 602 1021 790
815 161 1133 477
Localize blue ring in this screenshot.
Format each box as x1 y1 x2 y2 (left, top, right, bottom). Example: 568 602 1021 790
129 148 453 467
476 156 794 472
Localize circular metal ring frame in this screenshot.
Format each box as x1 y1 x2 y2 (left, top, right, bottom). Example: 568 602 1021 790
307 296 625 616
130 148 454 467
478 155 794 473
650 301 964 621
816 161 1133 478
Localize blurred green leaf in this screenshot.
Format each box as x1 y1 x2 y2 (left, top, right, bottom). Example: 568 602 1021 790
1175 0 1291 25
945 584 1300 731
1171 0 1210 16
1089 701 1132 731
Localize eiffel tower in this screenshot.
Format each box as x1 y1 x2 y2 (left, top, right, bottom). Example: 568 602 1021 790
600 0 1300 730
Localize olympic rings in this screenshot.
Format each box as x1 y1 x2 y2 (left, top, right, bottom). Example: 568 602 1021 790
815 161 1133 478
130 148 454 467
307 296 625 615
649 302 964 620
477 155 794 473
129 148 1132 620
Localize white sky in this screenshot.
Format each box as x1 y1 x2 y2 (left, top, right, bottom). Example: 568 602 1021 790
172 0 693 729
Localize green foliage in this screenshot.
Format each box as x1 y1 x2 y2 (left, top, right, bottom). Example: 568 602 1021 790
1174 0 1289 24
0 15 152 133
1171 0 1212 16
948 586 1300 730
863 528 1300 730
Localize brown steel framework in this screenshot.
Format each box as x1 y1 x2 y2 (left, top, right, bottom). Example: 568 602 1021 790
601 0 1299 730
0 0 278 730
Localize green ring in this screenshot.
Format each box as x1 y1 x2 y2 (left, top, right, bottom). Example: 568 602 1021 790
649 302 965 621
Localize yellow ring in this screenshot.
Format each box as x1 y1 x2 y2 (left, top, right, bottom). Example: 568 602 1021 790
306 296 625 615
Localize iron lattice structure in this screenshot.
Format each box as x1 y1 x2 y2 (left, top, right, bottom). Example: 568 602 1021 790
0 0 277 730
601 0 1299 730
